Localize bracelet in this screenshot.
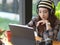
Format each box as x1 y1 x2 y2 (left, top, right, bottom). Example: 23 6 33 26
45 21 50 25
46 22 50 25
46 22 51 30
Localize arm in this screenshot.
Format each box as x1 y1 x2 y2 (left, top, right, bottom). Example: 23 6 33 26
53 20 60 40
28 18 36 27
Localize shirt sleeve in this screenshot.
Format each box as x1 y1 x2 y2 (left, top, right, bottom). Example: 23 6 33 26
53 20 60 40
27 17 38 31
27 17 37 27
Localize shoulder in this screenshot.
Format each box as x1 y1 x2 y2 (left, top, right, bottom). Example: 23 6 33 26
32 16 39 22
55 19 60 25
27 16 39 27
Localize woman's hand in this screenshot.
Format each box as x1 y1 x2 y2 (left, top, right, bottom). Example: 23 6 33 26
36 20 48 27
36 20 52 30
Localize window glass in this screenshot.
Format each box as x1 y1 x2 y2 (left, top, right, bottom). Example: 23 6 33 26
0 0 19 30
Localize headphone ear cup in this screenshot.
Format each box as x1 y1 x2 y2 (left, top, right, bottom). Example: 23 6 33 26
51 9 53 15
51 2 55 15
51 8 55 15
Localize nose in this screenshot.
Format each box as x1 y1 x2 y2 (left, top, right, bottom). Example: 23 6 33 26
42 12 44 16
41 13 45 19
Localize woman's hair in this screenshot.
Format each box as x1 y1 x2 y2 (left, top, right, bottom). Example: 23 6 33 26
36 0 57 28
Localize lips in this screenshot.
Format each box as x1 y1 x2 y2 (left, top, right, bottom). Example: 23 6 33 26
42 17 45 19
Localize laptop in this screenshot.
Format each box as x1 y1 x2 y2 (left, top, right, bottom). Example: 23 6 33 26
9 24 36 45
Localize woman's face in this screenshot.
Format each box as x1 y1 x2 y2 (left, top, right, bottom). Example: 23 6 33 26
38 8 49 20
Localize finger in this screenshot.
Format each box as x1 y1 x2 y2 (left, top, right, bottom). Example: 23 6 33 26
41 22 45 25
36 21 43 26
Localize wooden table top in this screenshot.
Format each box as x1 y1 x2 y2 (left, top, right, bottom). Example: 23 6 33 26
53 41 60 45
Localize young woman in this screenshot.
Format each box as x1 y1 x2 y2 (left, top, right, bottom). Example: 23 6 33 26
28 0 60 45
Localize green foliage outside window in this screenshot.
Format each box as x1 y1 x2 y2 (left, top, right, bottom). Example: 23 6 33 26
55 2 60 20
32 3 37 16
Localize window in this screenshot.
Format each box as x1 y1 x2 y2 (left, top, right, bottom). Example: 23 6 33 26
0 0 19 30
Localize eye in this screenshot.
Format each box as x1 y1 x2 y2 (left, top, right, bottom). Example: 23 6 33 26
43 11 48 13
40 11 41 13
39 11 41 13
